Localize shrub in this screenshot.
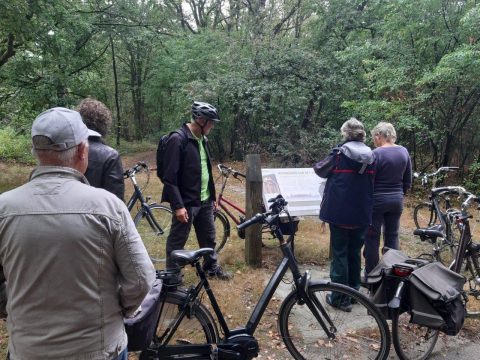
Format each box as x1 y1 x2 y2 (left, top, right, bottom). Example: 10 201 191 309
0 127 34 163
465 158 480 194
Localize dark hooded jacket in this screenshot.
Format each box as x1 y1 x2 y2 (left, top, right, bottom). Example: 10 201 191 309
314 141 376 227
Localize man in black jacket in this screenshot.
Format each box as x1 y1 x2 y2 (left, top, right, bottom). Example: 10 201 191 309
77 98 125 201
161 101 231 280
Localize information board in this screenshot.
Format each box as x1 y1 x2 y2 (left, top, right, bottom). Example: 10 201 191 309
262 168 326 217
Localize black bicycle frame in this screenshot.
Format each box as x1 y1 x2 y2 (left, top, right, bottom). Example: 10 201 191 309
451 214 476 274
156 225 336 358
126 173 164 235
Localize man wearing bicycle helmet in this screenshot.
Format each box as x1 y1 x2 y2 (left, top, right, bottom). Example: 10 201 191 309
160 101 231 280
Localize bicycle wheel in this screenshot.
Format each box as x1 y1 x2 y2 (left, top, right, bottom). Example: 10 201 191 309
391 309 439 360
463 255 480 317
134 205 172 266
278 282 390 360
156 289 218 345
213 210 230 253
414 202 437 229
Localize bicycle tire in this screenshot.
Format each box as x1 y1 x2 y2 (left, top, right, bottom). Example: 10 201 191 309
213 210 230 253
278 282 390 360
413 202 437 229
391 309 439 360
134 205 172 266
156 289 218 344
139 289 218 359
463 255 480 318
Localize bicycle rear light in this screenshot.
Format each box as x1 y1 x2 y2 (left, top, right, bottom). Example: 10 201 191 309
392 264 414 277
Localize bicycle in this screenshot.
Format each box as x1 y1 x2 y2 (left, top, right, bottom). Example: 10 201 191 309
414 185 472 266
213 164 272 253
125 162 173 266
412 166 459 229
138 195 391 360
415 190 480 318
211 163 247 252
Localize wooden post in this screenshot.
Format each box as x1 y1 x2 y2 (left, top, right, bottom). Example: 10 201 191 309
245 154 263 267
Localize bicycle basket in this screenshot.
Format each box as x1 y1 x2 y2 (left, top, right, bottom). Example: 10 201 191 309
279 218 299 235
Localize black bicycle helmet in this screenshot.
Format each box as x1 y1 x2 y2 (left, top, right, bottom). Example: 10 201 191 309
191 101 220 122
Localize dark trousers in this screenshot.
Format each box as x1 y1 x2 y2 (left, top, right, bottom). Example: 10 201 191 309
329 224 367 300
364 193 404 274
166 202 218 270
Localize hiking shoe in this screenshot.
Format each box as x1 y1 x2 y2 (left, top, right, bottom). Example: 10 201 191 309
326 294 352 312
205 265 232 281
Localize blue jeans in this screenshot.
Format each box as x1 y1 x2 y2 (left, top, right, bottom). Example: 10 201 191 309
329 224 367 304
364 193 404 274
114 348 128 360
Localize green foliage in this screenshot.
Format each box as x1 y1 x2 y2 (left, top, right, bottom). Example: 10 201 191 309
0 127 34 163
465 157 480 194
1 0 480 168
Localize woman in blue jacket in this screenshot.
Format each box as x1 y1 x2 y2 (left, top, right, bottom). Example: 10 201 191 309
314 118 376 312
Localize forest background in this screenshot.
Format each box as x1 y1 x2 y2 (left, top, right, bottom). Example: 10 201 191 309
1 0 480 190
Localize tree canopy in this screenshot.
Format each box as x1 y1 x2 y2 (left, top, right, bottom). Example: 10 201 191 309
1 0 480 172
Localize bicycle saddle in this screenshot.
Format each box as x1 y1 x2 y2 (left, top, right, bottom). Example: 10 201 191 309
171 248 215 267
413 226 444 242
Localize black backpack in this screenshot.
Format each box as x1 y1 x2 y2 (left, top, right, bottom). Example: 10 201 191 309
156 128 188 182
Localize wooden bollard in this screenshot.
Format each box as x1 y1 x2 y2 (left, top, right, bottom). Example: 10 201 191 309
245 154 263 267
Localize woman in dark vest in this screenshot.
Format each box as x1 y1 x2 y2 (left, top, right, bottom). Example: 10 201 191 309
314 118 376 312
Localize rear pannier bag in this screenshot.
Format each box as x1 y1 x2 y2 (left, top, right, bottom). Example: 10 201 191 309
124 279 163 351
366 249 410 319
409 262 466 335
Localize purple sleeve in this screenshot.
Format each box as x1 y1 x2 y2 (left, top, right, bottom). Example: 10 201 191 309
402 148 412 194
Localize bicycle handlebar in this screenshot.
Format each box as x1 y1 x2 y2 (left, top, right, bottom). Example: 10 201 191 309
431 186 468 196
236 195 289 231
414 166 459 179
124 161 148 178
461 194 480 212
237 213 266 231
431 186 479 212
217 163 246 179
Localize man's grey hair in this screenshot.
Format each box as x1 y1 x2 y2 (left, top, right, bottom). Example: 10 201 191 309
32 136 87 167
340 117 366 142
371 122 397 143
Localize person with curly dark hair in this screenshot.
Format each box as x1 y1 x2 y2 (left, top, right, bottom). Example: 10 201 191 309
77 98 125 201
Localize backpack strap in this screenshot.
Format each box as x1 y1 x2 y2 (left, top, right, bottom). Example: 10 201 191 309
172 128 189 153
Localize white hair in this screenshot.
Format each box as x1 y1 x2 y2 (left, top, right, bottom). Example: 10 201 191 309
371 122 397 143
32 137 88 167
340 117 366 142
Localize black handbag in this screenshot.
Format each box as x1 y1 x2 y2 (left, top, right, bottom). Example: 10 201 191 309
124 279 163 351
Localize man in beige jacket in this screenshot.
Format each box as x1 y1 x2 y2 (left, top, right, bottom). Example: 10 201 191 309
0 107 155 360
